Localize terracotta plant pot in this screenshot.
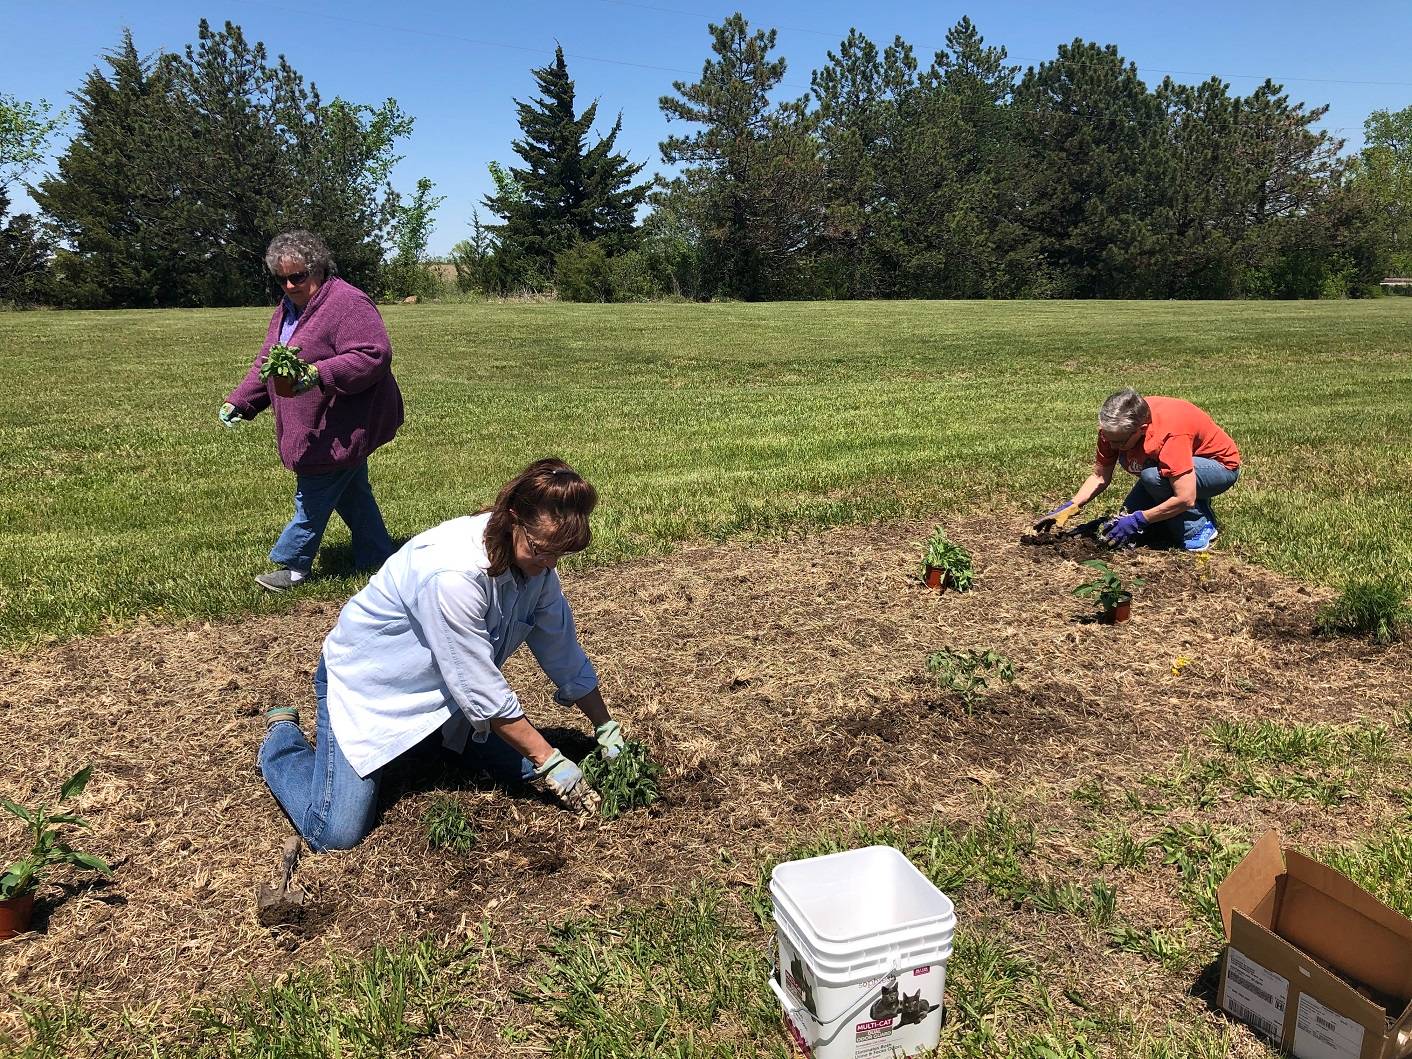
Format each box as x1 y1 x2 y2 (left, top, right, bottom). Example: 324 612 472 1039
0 892 35 939
1103 593 1133 624
273 375 296 398
923 566 950 592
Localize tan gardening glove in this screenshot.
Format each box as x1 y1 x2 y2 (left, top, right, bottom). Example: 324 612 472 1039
1034 501 1079 533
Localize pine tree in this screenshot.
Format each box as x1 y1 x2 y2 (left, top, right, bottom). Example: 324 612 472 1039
484 46 650 277
658 13 822 299
34 32 192 307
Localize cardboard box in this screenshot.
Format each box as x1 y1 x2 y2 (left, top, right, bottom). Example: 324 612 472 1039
1217 831 1412 1059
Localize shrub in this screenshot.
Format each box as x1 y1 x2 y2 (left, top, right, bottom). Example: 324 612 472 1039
554 241 614 302
1316 575 1411 644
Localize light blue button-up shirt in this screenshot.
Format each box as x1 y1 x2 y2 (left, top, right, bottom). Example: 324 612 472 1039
321 513 599 777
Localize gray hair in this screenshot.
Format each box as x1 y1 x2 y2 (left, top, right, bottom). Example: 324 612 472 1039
1098 389 1150 435
265 230 336 279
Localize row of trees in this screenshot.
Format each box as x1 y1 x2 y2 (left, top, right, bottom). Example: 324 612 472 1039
2 21 439 308
4 14 1411 306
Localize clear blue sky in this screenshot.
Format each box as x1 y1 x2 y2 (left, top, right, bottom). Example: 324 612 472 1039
5 0 1411 256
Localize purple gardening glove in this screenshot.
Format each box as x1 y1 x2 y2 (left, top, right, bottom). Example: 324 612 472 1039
1103 510 1147 545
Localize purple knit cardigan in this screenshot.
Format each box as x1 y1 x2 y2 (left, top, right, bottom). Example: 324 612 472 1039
226 277 404 475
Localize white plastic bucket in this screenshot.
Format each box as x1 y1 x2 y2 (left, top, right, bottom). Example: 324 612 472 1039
769 845 956 1059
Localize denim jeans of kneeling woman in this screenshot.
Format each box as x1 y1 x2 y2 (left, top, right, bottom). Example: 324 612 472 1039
258 657 535 852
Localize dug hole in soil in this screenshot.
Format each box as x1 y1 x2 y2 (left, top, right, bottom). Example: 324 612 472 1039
0 512 1405 1047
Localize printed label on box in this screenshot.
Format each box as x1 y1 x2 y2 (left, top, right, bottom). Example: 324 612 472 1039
1224 948 1289 1043
1293 992 1365 1059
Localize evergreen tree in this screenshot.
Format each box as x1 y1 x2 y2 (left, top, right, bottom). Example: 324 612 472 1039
659 13 822 299
484 46 650 278
33 33 190 307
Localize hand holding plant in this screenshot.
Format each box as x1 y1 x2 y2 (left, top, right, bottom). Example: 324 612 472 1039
258 344 318 395
581 740 662 819
2 765 111 903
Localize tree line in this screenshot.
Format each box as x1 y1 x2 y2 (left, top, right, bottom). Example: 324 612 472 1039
3 14 1410 307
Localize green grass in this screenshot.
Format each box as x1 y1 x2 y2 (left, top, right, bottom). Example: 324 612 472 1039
1315 574 1412 643
3 299 1412 644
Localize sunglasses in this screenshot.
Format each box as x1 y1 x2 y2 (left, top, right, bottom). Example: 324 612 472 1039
271 270 311 288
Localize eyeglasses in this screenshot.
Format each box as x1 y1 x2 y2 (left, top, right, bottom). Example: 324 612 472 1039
272 270 310 289
519 526 565 562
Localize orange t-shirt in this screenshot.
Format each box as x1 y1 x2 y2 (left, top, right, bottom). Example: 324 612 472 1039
1096 396 1241 478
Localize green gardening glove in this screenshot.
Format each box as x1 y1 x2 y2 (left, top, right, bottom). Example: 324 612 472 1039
218 402 245 428
595 720 626 760
529 750 602 814
292 362 321 394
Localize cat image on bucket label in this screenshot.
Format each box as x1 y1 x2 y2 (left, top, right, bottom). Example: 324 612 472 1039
852 968 945 1059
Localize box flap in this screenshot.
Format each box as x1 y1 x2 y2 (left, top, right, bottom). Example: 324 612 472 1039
1282 851 1412 1002
1219 830 1286 939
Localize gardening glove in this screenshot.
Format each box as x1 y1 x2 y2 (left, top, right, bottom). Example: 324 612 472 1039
1034 501 1078 533
1103 510 1147 546
292 362 321 394
594 720 626 760
529 750 602 814
218 402 245 428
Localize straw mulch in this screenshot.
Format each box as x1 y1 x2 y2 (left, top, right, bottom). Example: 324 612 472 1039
1 513 1406 1051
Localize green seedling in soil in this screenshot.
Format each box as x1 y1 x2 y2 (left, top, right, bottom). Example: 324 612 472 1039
422 796 476 853
1072 559 1144 612
580 740 662 819
258 343 307 383
2 765 111 901
920 527 974 590
927 648 1014 709
1316 574 1412 644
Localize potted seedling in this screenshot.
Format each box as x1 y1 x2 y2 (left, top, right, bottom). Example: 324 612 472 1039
1 766 111 939
920 528 974 593
1073 559 1144 624
259 343 308 398
581 740 662 820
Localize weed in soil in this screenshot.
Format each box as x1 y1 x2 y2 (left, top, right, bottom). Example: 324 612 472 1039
422 796 476 853
581 740 663 819
1315 575 1412 644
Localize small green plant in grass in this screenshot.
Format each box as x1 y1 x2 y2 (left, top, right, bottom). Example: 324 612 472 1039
1073 559 1144 612
927 648 1015 709
1316 575 1412 644
422 796 476 853
2 765 111 902
258 343 307 384
920 527 974 590
581 740 662 819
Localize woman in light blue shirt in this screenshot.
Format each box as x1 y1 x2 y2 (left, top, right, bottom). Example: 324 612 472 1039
258 458 627 851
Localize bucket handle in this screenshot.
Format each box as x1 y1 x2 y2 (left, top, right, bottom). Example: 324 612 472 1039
770 960 901 1048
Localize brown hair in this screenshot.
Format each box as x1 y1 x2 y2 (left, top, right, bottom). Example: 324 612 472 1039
482 458 598 576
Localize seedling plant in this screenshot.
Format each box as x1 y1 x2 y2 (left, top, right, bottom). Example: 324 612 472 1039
581 740 662 819
920 528 974 591
2 765 111 902
927 648 1015 710
258 344 307 385
1073 560 1143 613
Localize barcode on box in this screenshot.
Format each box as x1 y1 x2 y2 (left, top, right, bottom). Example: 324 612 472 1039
1228 999 1282 1041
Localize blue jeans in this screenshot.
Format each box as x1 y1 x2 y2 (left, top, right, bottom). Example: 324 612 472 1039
258 659 535 852
269 461 394 574
1123 458 1240 543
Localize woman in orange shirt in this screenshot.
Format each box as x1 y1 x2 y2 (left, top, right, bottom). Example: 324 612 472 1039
1035 389 1240 552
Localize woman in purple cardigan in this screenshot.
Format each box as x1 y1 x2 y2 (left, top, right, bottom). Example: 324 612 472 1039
220 231 404 592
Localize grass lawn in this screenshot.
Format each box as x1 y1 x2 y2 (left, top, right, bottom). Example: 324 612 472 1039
2 298 1410 645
